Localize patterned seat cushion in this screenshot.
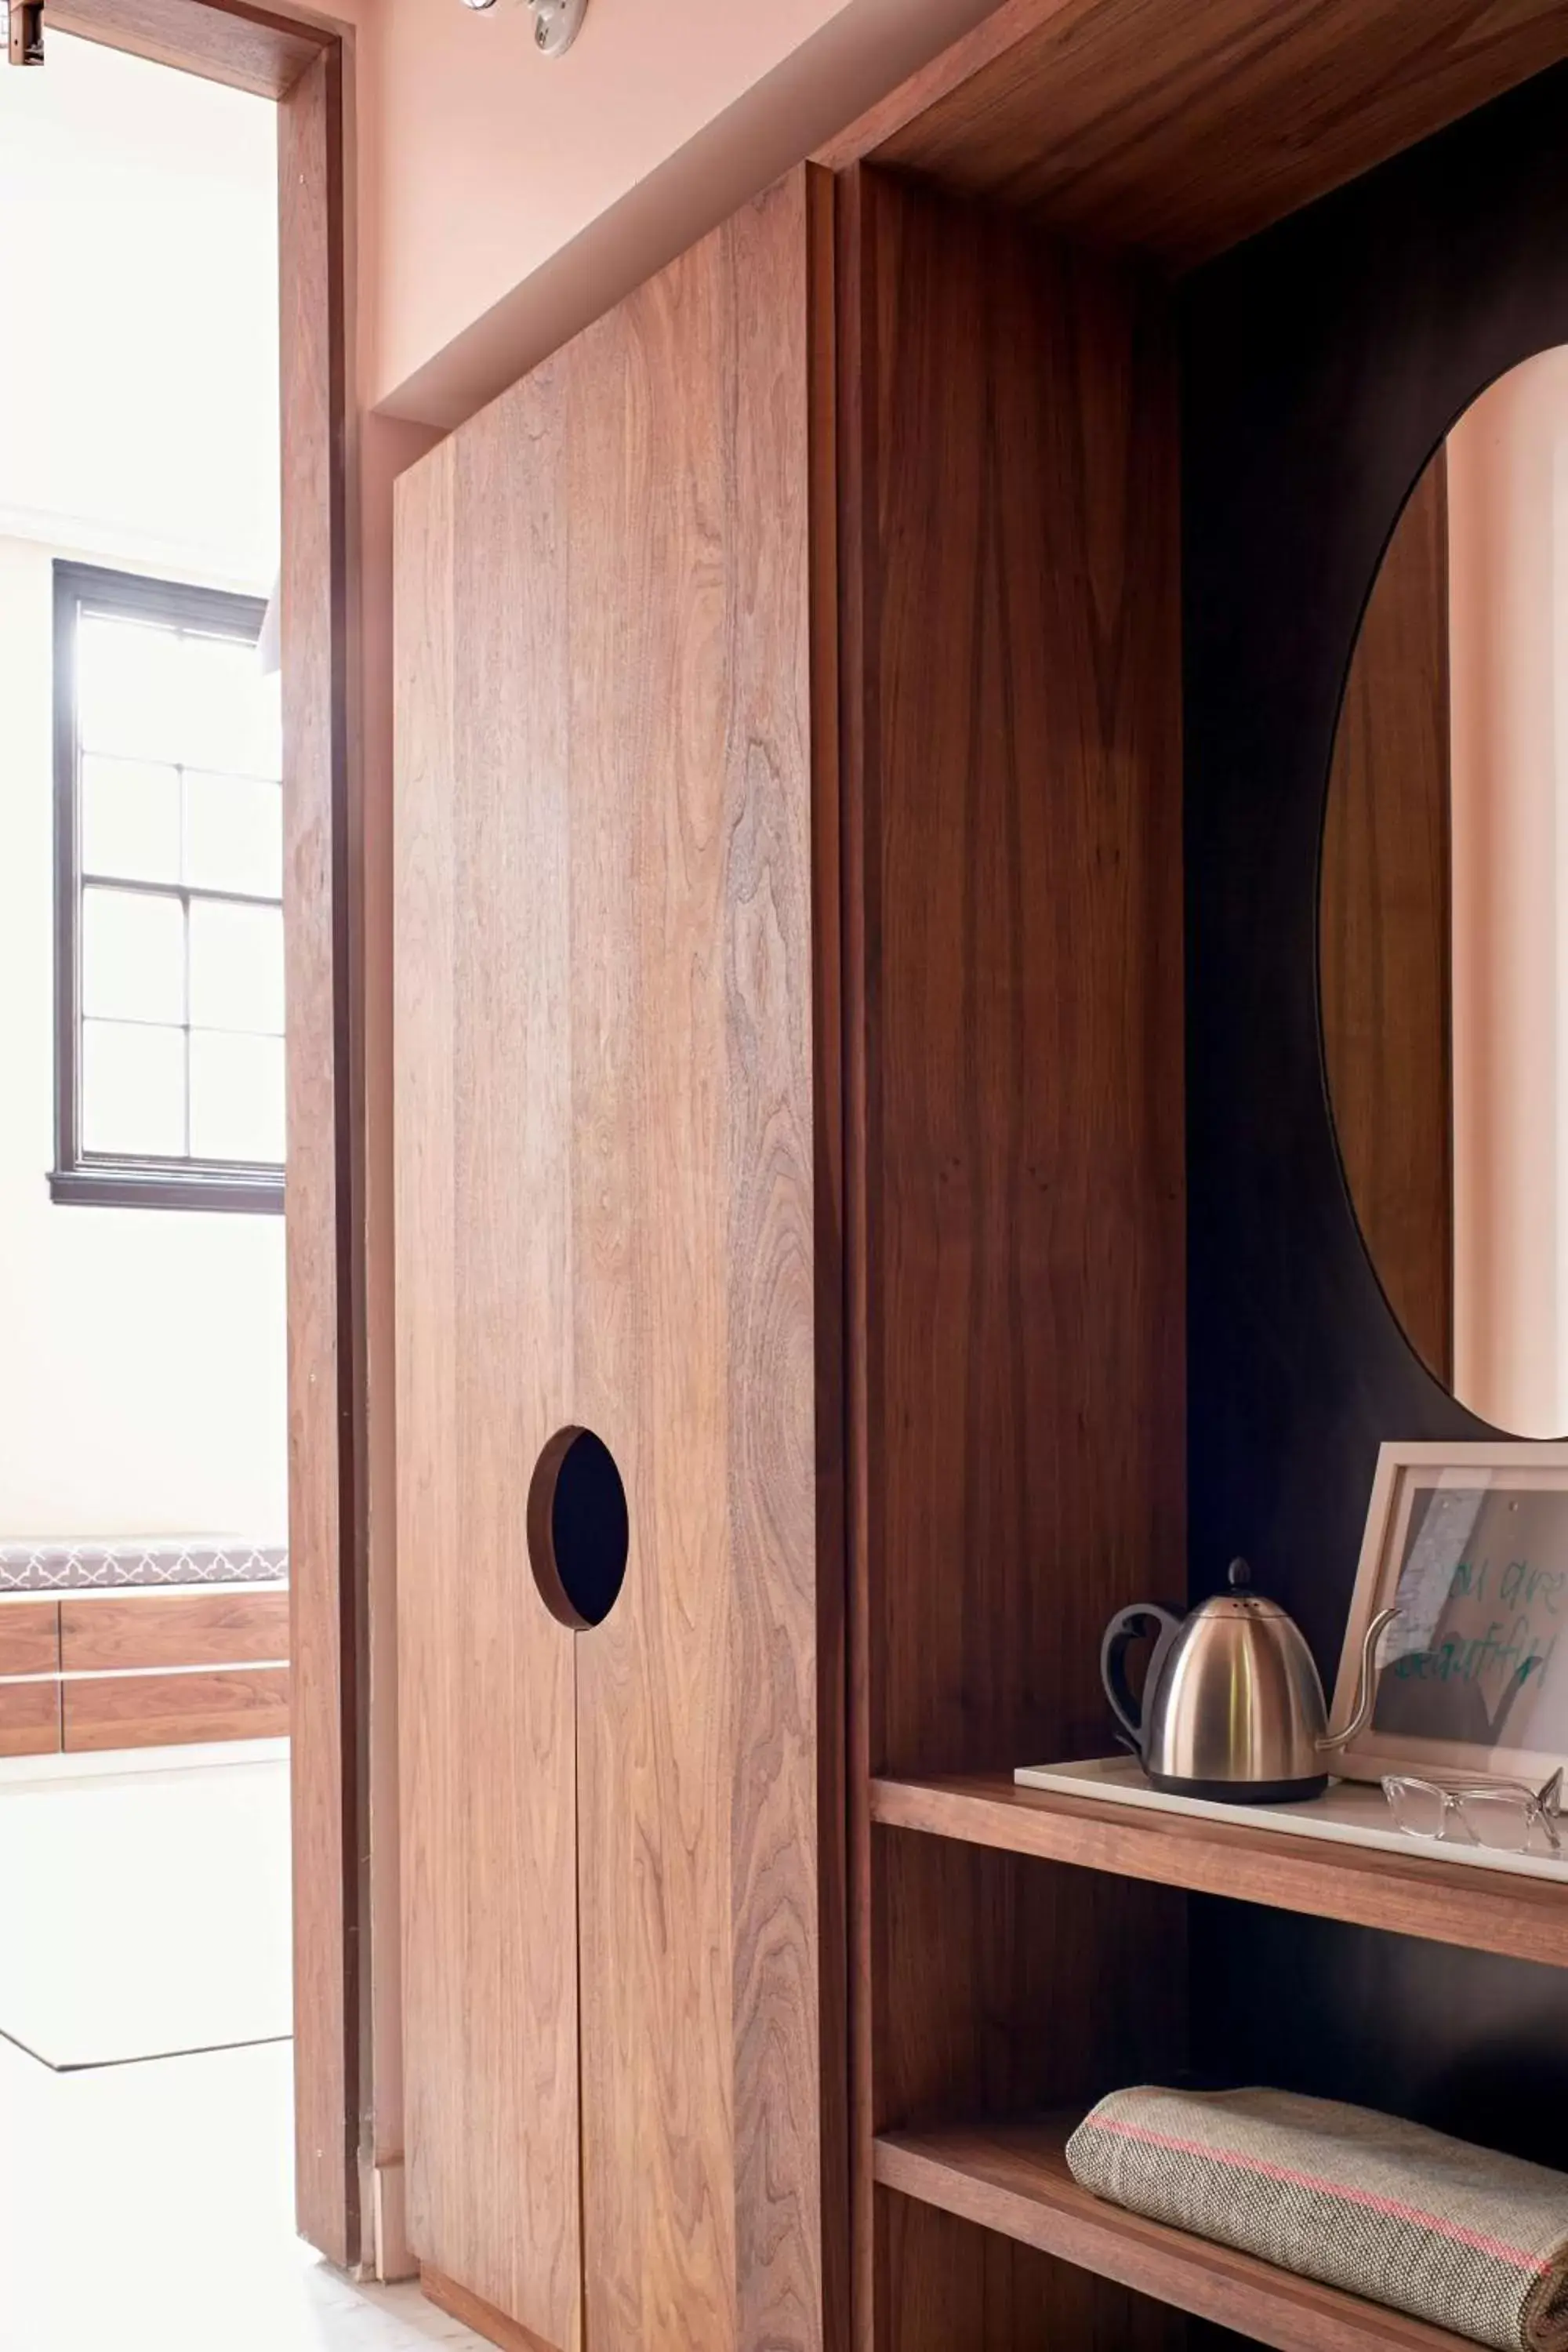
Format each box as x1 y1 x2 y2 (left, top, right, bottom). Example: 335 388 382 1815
0 1539 288 1592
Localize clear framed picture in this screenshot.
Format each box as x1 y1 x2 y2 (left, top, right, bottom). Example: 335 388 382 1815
1330 1441 1568 1785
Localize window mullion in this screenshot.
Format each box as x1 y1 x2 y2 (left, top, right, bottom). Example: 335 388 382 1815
183 891 193 1161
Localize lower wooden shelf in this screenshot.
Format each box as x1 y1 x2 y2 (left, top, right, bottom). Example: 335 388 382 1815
873 2117 1475 2350
870 1773 1568 1969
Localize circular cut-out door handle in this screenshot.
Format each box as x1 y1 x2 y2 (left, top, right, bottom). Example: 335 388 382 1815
527 1426 629 1629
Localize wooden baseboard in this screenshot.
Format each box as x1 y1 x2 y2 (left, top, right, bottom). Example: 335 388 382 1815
419 2265 561 2352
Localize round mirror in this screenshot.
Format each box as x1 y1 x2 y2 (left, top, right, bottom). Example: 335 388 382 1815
1320 346 1568 1437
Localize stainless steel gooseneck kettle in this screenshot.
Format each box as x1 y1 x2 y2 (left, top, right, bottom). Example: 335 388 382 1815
1100 1559 1397 1802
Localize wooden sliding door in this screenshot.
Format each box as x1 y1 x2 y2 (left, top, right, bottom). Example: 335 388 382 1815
394 167 840 2352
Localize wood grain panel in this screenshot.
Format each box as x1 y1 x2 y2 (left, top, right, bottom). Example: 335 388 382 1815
877 2187 1188 2352
1321 452 1453 1385
396 165 836 2352
62 1667 289 1752
279 41 360 2272
394 401 582 2349
875 2122 1476 2350
817 0 1568 268
840 162 1185 1799
563 167 833 2352
0 1679 61 1758
836 168 1186 2351
61 1588 290 1675
0 1602 60 1679
49 0 328 100
806 169 851 2352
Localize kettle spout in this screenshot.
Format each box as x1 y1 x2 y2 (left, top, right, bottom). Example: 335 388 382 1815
1317 1606 1399 1753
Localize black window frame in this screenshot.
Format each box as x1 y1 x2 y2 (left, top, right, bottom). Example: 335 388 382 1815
50 561 285 1214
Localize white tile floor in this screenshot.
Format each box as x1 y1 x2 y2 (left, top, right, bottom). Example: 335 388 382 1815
0 1749 292 2067
0 1749 491 2352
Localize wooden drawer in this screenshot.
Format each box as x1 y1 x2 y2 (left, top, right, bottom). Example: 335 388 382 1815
62 1665 290 1752
0 1599 60 1678
60 1586 289 1674
0 1678 61 1757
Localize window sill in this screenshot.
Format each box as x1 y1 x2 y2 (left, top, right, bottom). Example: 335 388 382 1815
48 1162 285 1214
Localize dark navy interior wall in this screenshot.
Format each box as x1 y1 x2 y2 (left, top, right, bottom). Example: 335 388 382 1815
1181 62 1568 2145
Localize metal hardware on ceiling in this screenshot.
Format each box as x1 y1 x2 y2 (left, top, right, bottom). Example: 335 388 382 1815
524 0 586 51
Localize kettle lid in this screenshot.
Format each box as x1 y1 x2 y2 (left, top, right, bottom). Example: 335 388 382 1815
1194 1556 1291 1621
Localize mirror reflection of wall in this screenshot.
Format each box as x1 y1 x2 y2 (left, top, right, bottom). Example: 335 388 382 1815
1321 347 1568 1439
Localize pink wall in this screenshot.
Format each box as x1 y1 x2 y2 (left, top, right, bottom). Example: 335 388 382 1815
361 0 1003 426
1448 346 1568 1439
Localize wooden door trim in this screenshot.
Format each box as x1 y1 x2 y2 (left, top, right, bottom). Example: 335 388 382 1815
30 0 364 2270
278 32 363 2274
48 0 332 100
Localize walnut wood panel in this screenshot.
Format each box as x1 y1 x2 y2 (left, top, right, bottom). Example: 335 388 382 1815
562 169 835 2352
1321 451 1453 1385
876 2190 1179 2352
816 0 1568 269
875 2121 1476 2351
60 1588 290 1675
872 1775 1568 1970
837 169 1186 2352
393 419 581 2343
279 42 361 2271
62 1666 290 1752
0 1679 61 1758
808 166 852 2352
874 1824 1188 2352
397 166 837 2352
49 0 328 99
0 1602 60 1679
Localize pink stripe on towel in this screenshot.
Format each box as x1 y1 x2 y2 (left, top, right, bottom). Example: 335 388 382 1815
1083 2114 1552 2274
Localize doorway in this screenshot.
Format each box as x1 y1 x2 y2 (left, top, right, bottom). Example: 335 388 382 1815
0 9 433 2345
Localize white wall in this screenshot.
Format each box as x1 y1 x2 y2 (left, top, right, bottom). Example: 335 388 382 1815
0 40 285 1541
0 34 278 586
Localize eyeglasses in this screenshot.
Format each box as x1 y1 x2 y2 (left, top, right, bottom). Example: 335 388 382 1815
1382 1769 1564 1857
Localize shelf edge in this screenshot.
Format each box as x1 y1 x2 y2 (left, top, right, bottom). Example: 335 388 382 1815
873 2128 1472 2351
869 1773 1568 1969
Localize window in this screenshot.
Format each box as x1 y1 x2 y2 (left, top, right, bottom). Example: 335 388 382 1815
51 563 285 1212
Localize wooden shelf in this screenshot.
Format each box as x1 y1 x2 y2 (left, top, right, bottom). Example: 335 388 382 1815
874 2118 1474 2351
870 1774 1568 1970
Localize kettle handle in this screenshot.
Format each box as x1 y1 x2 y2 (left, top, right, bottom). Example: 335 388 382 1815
1101 1605 1184 1756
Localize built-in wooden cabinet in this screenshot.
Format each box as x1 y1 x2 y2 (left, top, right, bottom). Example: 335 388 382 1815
395 170 836 2352
394 144 1182 2352
392 8 1568 2350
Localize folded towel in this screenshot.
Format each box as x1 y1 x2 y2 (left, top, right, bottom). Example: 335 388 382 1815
1067 2086 1568 2350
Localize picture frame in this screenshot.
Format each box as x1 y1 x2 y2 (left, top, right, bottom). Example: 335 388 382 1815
1329 1440 1568 1786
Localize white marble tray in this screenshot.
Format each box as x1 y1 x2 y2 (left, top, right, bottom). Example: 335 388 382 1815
1013 1753 1568 1885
